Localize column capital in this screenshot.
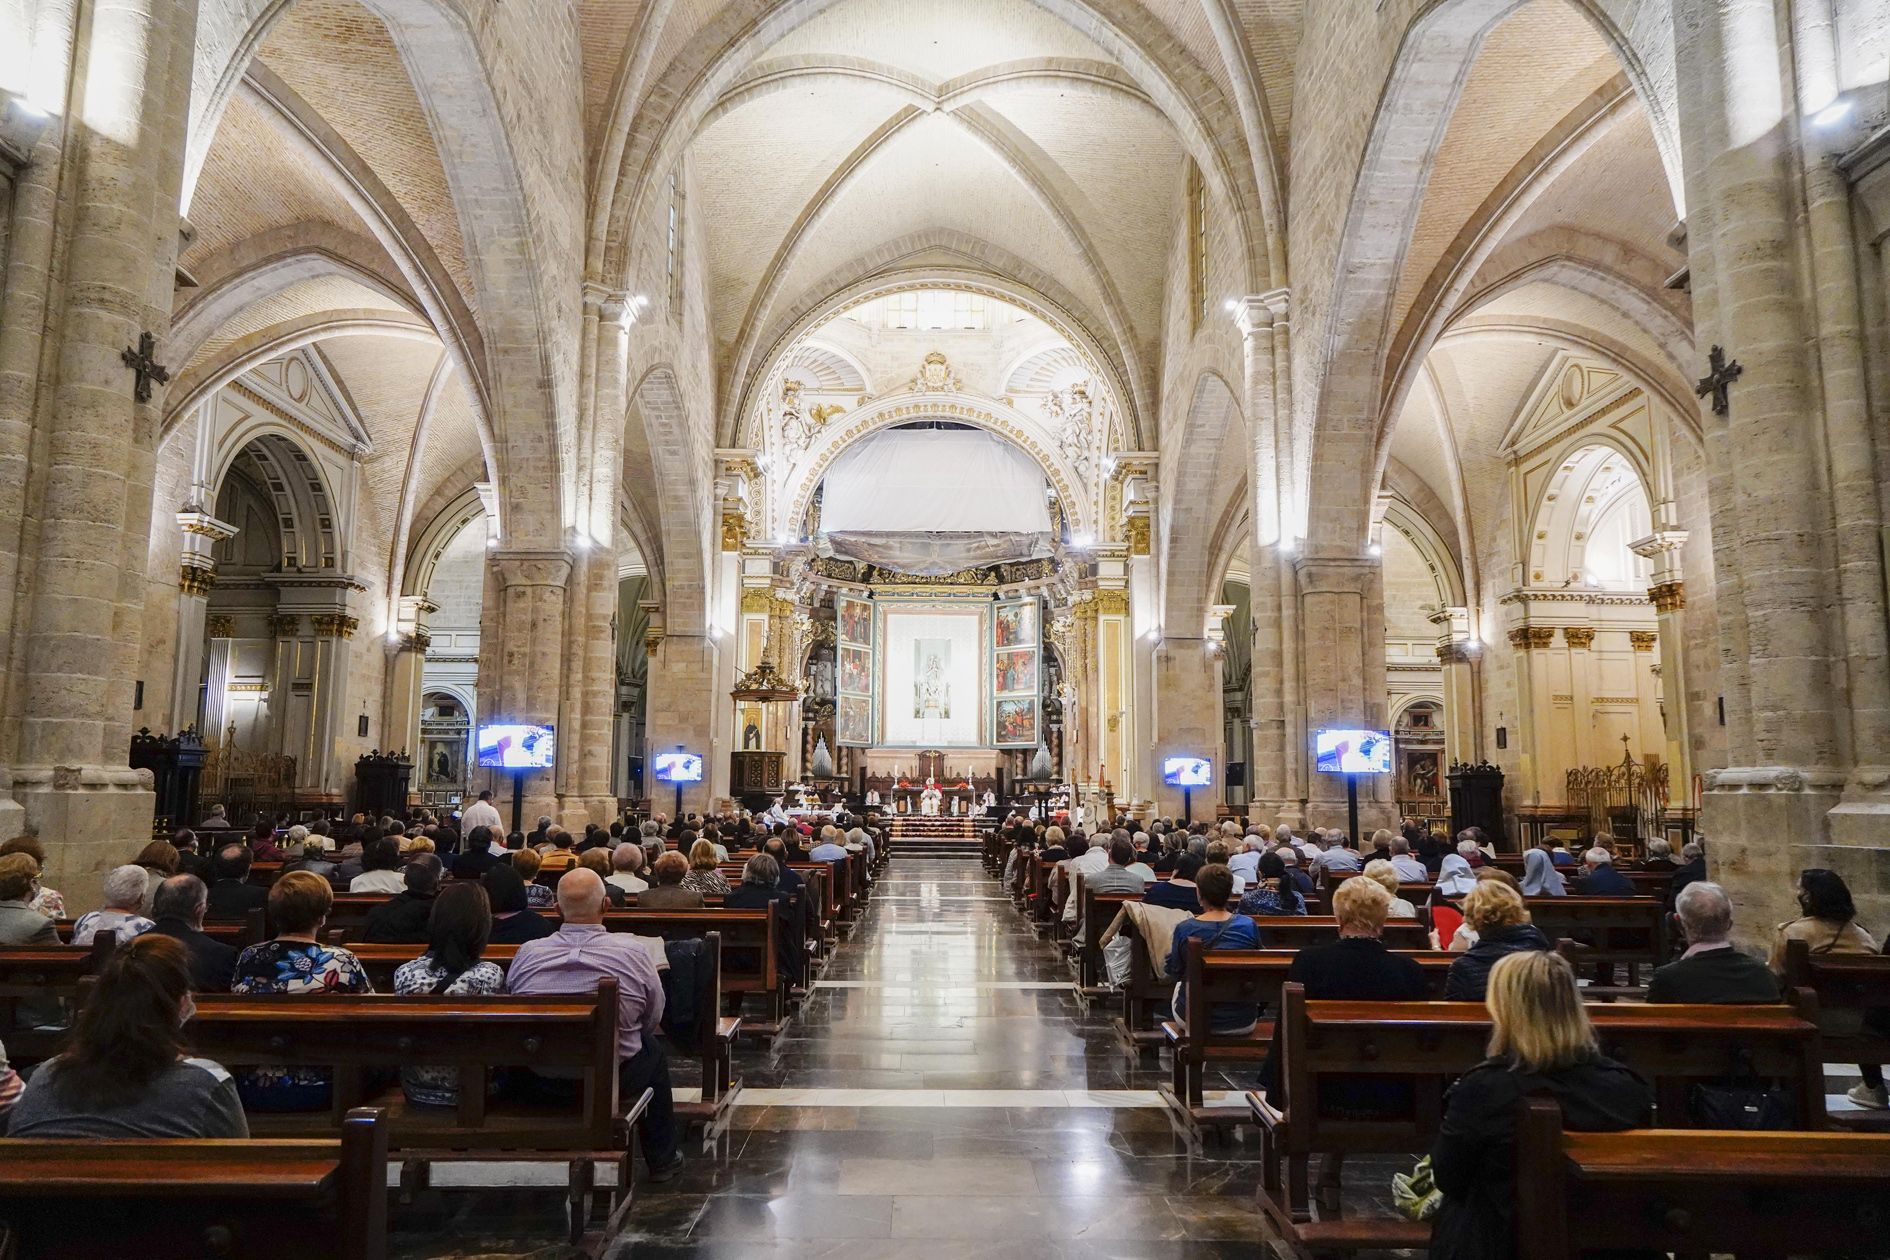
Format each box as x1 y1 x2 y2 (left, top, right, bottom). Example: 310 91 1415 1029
581 281 632 322
178 558 216 597
207 615 237 640
489 549 573 589
1629 630 1659 652
1647 580 1687 613
175 508 238 543
310 613 359 640
267 613 302 638
1563 625 1596 649
1507 625 1557 650
1436 639 1481 665
1230 288 1290 334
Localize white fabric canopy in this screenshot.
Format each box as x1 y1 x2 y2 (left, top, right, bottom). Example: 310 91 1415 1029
820 429 1053 534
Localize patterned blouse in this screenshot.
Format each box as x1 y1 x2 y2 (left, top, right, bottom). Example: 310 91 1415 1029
29 886 63 919
230 940 372 1111
71 909 155 945
681 868 731 896
391 954 506 1107
524 882 557 910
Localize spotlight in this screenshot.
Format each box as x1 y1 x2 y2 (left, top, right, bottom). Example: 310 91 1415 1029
1812 100 1852 127
1368 543 1382 558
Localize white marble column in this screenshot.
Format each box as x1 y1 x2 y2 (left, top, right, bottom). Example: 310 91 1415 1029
170 511 237 732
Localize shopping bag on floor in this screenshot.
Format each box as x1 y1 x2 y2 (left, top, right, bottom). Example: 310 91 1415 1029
1392 1155 1441 1221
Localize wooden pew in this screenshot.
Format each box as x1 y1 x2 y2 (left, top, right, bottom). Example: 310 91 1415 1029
1523 896 1669 981
1253 986 1826 1249
1782 937 1890 1128
0 1107 390 1260
1162 945 1454 1128
0 937 112 1060
185 983 652 1245
606 906 789 1040
200 907 268 949
1514 1098 1890 1260
1076 886 1144 996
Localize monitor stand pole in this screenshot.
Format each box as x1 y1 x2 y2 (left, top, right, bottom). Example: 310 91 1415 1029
1183 784 1193 826
1345 772 1361 849
510 770 526 837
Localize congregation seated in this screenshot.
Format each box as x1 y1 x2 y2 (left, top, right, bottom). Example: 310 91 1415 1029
640 852 704 908
1088 834 1151 895
452 824 505 879
132 839 180 912
1665 841 1707 906
510 846 557 908
808 826 848 863
1638 837 1679 871
393 881 506 1107
1144 852 1204 912
1387 835 1427 883
762 837 803 892
1644 880 1779 1005
348 836 406 894
682 839 732 896
246 821 286 863
508 868 682 1180
607 843 650 896
0 852 57 945
1520 846 1567 896
1359 860 1416 919
727 853 803 985
1429 950 1651 1260
5 934 247 1139
482 864 556 944
361 853 444 943
1257 875 1429 1105
71 864 155 946
282 839 339 882
1768 867 1884 1109
1571 847 1635 896
231 871 371 1111
537 828 578 875
1237 850 1306 917
1310 832 1362 878
147 874 238 991
1164 864 1259 1035
1444 881 1551 1000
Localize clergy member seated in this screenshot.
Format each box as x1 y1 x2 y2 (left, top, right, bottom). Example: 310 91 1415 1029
1645 881 1779 1004
147 874 238 992
6 934 248 1139
638 852 705 909
363 854 444 943
1164 864 1260 1035
507 869 683 1181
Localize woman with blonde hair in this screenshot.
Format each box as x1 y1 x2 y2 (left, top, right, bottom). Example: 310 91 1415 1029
1443 880 1551 1000
1361 860 1417 919
1429 951 1649 1260
681 838 731 896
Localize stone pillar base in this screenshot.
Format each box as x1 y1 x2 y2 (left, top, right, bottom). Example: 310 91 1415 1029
11 764 156 913
1822 768 1890 930
1701 767 1847 948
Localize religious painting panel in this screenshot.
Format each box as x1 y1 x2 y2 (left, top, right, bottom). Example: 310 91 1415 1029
838 596 873 647
993 648 1036 695
839 646 873 699
836 594 875 747
1401 747 1442 800
838 695 872 745
994 600 1037 649
994 697 1038 746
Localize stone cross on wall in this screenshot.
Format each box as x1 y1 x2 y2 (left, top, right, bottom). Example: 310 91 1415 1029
1694 344 1742 417
122 331 170 403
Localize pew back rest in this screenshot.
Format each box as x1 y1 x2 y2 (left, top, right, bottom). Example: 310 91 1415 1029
1783 937 1890 1011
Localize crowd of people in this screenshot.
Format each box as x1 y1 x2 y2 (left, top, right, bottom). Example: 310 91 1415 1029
0 797 889 1183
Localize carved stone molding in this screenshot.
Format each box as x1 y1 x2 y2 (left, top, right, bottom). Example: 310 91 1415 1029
206 615 236 639
721 510 748 552
267 614 302 638
1507 625 1556 650
1436 640 1479 665
1092 588 1130 616
178 563 216 598
1124 515 1150 556
1629 630 1659 652
310 613 359 640
1563 626 1596 649
1647 581 1686 613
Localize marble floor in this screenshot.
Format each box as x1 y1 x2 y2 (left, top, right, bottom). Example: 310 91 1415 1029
389 859 1281 1259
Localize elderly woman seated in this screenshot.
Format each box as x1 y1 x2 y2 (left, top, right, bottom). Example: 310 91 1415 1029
72 865 157 946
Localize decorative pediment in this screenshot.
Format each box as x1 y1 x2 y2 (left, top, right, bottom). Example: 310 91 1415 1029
239 348 372 455
1500 351 1634 458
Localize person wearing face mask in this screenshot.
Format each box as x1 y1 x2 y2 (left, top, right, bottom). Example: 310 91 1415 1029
6 934 248 1138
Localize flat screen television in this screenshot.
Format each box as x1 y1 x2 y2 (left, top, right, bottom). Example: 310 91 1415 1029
1162 756 1212 787
1314 728 1392 775
475 723 555 769
653 751 704 783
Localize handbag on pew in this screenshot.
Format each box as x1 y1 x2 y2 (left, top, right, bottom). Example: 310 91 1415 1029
1391 1155 1442 1221
1687 1048 1796 1130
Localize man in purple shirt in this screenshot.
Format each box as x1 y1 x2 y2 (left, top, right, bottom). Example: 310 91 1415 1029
508 869 682 1179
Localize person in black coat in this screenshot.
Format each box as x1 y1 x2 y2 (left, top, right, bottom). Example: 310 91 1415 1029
1431 950 1651 1260
1445 881 1553 1001
481 865 555 945
452 826 505 880
724 853 802 986
1571 849 1636 896
362 856 443 944
1665 841 1706 909
1258 876 1430 1101
146 874 239 991
1645 880 1780 1005
204 843 268 919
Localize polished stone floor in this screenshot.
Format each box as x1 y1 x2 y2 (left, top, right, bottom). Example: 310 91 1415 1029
389 859 1278 1258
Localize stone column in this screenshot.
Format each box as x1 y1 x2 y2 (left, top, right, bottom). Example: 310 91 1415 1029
1094 585 1132 799
1233 294 1292 821
170 511 237 730
385 597 435 785
1149 636 1222 820
1431 607 1481 768
1628 631 1665 769
645 633 719 817
1675 0 1852 932
1506 624 1558 806
1564 625 1597 770
1068 600 1097 789
4 0 197 896
265 614 301 760
1295 557 1392 832
479 551 572 824
1630 531 1694 790
306 613 358 793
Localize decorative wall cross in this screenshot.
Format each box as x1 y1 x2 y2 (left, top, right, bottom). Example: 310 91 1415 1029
1693 344 1742 416
122 332 170 403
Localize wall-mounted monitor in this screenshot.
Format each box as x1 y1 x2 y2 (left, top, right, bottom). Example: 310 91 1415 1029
653 751 704 783
476 723 555 769
1162 756 1212 787
1314 728 1392 775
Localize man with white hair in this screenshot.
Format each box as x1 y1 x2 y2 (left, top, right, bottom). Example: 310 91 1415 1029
1646 882 1779 1006
1311 831 1362 877
508 869 682 1179
1387 836 1427 883
1227 834 1263 884
72 865 156 945
1573 846 1635 896
607 843 649 895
